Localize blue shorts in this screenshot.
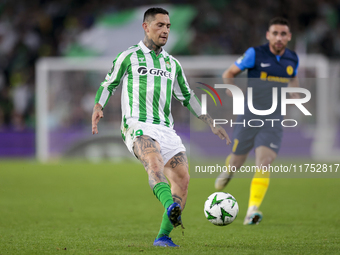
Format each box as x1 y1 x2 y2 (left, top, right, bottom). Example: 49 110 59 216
231 116 283 155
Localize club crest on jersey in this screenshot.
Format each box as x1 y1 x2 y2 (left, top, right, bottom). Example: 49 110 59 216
166 61 171 69
137 66 173 79
286 65 293 76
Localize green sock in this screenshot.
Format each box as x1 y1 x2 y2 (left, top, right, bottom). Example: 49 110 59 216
153 182 174 238
153 182 174 209
156 210 174 238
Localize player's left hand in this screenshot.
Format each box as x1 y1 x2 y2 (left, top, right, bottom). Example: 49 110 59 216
211 125 231 145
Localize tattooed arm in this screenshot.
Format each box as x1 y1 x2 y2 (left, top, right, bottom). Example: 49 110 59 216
199 114 231 144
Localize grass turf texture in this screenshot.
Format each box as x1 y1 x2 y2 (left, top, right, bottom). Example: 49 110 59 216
0 160 339 254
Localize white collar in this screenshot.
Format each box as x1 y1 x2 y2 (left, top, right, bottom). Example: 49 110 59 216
138 40 151 53
138 40 168 58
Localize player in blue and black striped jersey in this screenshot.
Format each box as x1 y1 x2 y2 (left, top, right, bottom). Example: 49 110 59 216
215 17 300 225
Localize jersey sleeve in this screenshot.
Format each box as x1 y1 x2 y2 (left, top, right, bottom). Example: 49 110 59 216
234 47 256 71
172 58 202 117
94 52 128 108
293 55 299 77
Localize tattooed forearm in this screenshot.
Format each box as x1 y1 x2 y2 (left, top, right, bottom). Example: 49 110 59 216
170 152 188 169
143 36 161 55
172 194 183 205
198 114 214 127
93 103 103 114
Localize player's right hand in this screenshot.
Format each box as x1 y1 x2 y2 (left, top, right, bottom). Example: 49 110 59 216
211 125 232 145
92 104 104 134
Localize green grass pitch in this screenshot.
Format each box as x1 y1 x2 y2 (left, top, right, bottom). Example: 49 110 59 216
0 160 339 254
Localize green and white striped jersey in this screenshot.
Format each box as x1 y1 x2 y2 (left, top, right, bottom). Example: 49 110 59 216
95 40 201 129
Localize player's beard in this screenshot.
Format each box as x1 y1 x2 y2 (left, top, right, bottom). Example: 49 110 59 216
272 42 285 54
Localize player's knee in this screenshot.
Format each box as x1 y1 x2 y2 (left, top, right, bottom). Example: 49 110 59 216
229 158 243 169
145 155 163 171
257 156 274 168
150 159 164 171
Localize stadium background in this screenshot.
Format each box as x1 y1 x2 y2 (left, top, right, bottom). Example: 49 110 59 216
1 0 340 160
1 1 340 254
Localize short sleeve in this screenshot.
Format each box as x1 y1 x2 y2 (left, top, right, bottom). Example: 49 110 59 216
234 47 256 71
293 56 299 77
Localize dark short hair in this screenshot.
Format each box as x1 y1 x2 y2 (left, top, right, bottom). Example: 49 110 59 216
269 17 290 30
143 7 169 23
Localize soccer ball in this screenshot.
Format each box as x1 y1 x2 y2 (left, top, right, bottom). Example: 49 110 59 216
204 192 239 226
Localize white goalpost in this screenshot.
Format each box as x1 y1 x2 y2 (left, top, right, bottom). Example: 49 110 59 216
36 57 113 162
36 55 338 162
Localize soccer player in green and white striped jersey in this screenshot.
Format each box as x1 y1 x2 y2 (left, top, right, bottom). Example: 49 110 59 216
92 7 231 247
